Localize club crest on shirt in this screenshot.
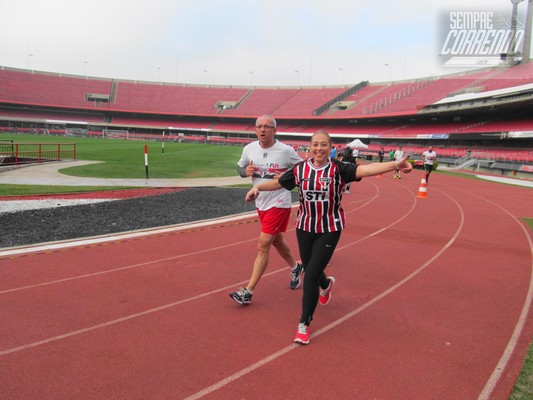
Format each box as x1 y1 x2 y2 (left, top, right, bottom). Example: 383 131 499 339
319 177 331 190
258 167 268 178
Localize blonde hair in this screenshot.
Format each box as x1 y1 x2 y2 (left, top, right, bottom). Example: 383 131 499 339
311 131 332 145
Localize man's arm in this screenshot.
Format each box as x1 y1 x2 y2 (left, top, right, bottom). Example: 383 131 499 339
237 160 254 178
237 165 247 178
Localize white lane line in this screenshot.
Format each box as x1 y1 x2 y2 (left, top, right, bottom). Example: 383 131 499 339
1 186 380 293
184 188 464 400
476 195 533 400
0 280 248 357
0 236 256 295
0 184 380 354
2 183 463 400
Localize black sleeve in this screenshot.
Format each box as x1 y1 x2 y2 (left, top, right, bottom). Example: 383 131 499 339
278 165 298 191
336 159 361 183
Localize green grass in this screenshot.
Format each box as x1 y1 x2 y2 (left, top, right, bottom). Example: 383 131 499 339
510 325 533 400
0 184 137 196
1 133 243 179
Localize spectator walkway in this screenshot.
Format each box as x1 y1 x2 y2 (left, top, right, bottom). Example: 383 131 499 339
0 161 243 188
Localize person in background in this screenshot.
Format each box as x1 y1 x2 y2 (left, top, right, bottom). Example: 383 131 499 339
389 148 395 161
393 146 405 179
378 146 385 162
245 131 413 344
341 147 356 194
230 114 303 305
330 145 337 161
422 145 437 183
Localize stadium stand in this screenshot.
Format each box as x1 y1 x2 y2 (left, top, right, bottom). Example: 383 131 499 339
220 88 300 116
477 62 533 92
1 65 531 121
269 87 348 117
0 68 113 109
0 107 105 123
0 61 531 178
113 82 248 115
110 116 213 130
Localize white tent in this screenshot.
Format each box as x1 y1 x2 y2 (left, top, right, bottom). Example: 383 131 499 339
346 139 368 149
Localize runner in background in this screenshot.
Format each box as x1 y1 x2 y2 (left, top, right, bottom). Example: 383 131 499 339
230 114 303 305
422 145 437 183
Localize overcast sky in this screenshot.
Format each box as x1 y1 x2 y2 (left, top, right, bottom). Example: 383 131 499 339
0 0 529 86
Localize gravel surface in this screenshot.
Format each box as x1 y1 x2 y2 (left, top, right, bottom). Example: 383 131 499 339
1 187 292 248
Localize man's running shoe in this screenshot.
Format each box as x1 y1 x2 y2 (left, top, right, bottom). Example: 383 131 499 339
229 288 252 305
294 323 310 345
290 262 304 290
319 277 335 305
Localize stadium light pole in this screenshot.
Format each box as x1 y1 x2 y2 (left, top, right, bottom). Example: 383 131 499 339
249 71 254 86
204 70 208 85
27 54 33 69
338 67 344 84
523 0 532 60
385 63 392 82
507 0 526 58
157 67 162 83
295 70 300 86
84 61 88 76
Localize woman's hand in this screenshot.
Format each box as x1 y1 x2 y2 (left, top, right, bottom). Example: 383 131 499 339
395 154 413 174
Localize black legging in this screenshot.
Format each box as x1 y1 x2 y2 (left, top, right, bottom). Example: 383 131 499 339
424 163 433 181
296 229 342 325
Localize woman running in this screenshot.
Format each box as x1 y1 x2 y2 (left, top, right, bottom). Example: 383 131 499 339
245 131 413 344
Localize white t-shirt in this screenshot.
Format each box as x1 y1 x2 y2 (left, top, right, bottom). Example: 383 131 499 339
238 140 302 211
422 150 437 165
394 149 404 161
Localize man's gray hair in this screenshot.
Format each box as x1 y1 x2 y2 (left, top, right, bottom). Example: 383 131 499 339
256 114 276 128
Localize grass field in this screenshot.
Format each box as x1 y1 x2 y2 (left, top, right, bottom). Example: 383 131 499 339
0 133 243 179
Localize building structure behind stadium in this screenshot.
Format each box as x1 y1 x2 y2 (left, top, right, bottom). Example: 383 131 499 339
0 57 532 178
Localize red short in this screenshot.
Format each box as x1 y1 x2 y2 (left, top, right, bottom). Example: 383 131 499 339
257 207 291 235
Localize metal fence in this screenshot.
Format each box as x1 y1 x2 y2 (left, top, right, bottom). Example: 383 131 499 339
0 142 76 166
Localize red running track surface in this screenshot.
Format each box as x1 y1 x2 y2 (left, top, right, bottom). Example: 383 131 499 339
0 172 532 399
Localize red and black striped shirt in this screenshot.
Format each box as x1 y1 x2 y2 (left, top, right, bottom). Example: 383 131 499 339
278 159 359 233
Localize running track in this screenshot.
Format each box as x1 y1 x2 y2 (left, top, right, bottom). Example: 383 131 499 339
1 172 532 399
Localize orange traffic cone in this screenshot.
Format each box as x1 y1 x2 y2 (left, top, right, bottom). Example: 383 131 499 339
417 178 428 199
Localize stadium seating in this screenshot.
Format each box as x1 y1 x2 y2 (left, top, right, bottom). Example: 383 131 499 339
220 88 298 116
1 64 531 120
271 87 348 117
113 82 248 115
477 62 533 92
0 68 113 109
0 63 531 173
0 107 105 123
